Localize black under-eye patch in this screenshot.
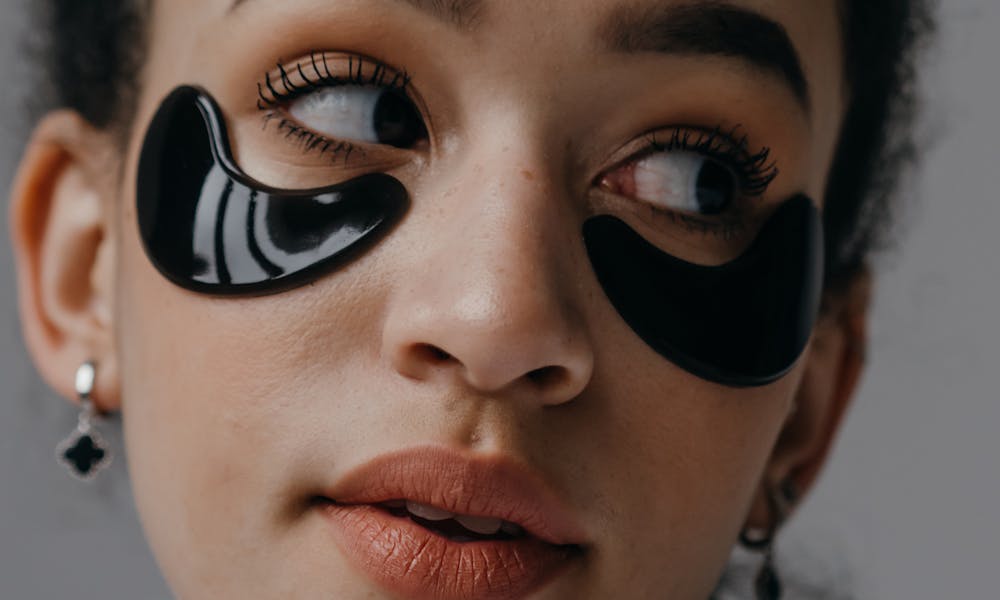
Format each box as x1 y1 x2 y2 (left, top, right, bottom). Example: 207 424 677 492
583 195 824 388
136 85 409 296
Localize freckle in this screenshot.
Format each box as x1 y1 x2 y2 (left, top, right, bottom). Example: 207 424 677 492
521 169 535 181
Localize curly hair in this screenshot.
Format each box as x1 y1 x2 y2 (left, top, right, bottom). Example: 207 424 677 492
34 0 934 290
826 0 934 289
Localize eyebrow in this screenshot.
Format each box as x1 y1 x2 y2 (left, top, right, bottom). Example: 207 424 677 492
600 2 810 111
231 0 485 29
229 0 807 110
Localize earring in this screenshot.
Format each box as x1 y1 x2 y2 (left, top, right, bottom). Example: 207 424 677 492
55 361 112 481
739 479 798 600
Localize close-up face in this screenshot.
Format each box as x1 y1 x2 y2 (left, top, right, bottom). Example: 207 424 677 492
11 0 867 598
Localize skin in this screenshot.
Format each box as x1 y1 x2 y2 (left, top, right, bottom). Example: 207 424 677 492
9 0 871 598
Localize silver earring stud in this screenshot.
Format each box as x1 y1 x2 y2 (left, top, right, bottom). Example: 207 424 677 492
55 361 112 481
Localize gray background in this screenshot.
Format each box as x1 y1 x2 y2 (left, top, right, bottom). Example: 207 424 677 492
1 1 997 598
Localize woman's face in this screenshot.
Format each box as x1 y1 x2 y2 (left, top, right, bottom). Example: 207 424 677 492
20 0 851 598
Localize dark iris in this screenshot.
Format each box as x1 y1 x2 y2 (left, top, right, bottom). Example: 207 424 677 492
694 159 737 215
373 90 426 148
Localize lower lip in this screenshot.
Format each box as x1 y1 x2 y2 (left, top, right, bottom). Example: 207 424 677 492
319 501 579 600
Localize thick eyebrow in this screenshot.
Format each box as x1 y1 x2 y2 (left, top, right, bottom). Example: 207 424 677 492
230 0 485 29
600 2 810 111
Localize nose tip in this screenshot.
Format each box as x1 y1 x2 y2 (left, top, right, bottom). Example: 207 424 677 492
384 291 595 406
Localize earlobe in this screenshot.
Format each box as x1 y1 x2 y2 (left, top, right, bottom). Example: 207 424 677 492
9 110 121 413
742 270 872 530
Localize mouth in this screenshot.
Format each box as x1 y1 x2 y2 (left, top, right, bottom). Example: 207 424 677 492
364 498 530 541
314 447 588 600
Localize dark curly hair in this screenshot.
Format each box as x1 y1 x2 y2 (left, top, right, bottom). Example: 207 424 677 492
34 0 934 291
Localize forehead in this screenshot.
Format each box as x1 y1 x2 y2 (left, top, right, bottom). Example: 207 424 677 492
152 0 844 91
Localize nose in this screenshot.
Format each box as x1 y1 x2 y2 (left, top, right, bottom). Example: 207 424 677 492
382 168 594 406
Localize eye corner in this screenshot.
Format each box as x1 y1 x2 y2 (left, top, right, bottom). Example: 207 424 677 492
738 154 780 198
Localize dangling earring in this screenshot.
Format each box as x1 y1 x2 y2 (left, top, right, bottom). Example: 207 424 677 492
55 361 112 481
739 479 798 600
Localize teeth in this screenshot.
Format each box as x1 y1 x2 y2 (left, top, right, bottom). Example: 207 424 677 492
455 515 503 535
500 521 524 536
405 501 454 521
401 501 524 538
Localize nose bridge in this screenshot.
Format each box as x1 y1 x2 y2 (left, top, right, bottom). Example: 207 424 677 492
382 145 594 403
448 98 582 290
451 168 564 301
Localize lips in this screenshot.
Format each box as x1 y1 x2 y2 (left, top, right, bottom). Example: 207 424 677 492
316 447 587 600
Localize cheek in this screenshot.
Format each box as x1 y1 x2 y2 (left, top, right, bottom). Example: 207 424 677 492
569 324 800 595
114 199 392 591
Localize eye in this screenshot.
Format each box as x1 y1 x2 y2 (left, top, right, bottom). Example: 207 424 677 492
599 126 778 224
629 151 738 216
286 85 427 149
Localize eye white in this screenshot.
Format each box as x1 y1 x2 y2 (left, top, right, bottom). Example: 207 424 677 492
287 86 382 143
633 151 709 213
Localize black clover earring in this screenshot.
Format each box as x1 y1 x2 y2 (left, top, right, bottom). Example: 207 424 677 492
55 361 112 481
739 479 799 600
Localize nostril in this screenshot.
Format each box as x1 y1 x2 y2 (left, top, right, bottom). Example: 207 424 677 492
413 343 453 364
526 365 569 389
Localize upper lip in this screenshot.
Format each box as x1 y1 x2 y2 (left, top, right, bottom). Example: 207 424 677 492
322 446 589 546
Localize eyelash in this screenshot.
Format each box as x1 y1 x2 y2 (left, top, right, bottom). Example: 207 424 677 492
644 125 779 198
256 52 415 162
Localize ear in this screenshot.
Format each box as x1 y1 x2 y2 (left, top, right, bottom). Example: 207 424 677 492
743 269 873 530
9 110 122 414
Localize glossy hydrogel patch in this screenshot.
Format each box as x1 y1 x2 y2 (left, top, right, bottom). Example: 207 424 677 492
136 85 408 295
583 195 824 387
